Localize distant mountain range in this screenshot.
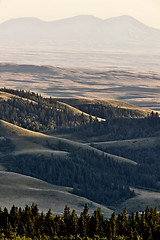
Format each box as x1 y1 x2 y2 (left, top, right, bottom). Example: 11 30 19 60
0 15 160 49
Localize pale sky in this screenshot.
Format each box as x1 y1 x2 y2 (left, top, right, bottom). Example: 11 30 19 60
0 0 160 29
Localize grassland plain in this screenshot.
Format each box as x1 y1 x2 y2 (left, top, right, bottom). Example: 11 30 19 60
0 63 160 110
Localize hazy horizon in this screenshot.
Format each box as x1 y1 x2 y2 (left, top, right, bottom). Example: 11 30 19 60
0 0 159 29
0 14 160 31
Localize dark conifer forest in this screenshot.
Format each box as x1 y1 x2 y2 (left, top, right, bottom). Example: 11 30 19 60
0 204 159 240
1 88 156 132
0 88 90 131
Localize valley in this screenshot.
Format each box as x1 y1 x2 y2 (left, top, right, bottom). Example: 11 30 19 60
0 171 112 217
0 3 160 237
0 88 160 216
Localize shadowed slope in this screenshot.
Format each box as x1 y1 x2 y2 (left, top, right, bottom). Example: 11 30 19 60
0 119 137 165
117 187 160 213
0 171 112 217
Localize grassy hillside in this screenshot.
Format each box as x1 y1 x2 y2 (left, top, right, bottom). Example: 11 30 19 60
0 89 105 132
91 136 160 166
55 98 158 119
117 187 160 213
1 89 158 134
0 119 137 207
0 119 136 165
0 118 160 212
0 90 37 104
0 171 112 217
92 136 160 151
55 116 160 144
0 88 160 213
56 100 105 121
0 89 91 131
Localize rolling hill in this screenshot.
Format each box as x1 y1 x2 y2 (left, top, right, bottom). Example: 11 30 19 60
0 115 160 213
0 89 105 129
1 88 157 134
0 88 160 214
117 187 160 213
55 98 156 118
0 119 137 165
91 137 160 151
0 119 138 209
1 170 160 216
0 171 112 217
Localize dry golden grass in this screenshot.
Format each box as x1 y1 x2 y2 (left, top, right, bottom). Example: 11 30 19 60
0 91 37 104
0 64 159 111
56 100 105 121
56 98 158 117
0 120 46 137
0 91 105 122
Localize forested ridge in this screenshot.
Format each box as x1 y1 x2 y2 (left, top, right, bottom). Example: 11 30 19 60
59 101 146 119
0 204 159 240
94 142 160 182
0 88 90 131
58 117 160 141
1 88 158 133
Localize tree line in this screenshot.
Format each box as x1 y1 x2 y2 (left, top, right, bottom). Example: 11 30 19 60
0 88 90 131
58 117 160 142
0 204 159 239
2 150 135 207
94 142 160 183
68 102 146 119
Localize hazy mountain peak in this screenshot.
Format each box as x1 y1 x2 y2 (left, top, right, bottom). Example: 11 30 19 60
0 15 154 29
104 15 147 27
51 14 102 27
0 14 160 49
1 17 45 26
115 15 139 21
67 15 102 22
